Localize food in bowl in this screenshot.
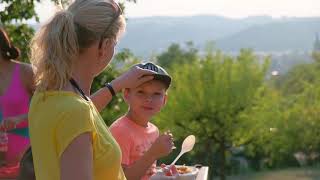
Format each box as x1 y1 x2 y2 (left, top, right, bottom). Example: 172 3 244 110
176 166 192 174
150 164 198 180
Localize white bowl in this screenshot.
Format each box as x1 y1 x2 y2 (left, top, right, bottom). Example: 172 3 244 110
151 165 198 180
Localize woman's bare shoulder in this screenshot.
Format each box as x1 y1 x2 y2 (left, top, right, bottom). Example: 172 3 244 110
16 61 33 72
15 61 35 93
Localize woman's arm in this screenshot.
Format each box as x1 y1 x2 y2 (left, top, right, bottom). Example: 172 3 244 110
90 86 113 112
91 66 154 112
1 114 28 130
60 132 93 180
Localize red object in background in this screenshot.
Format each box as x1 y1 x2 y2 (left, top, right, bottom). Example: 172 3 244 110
0 164 20 178
165 171 172 176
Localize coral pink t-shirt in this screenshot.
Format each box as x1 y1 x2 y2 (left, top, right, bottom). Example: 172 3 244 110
110 116 159 180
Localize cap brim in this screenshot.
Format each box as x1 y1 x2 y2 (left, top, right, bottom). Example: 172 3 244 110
153 74 171 88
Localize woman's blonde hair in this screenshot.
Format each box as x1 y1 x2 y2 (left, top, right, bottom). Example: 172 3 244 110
31 0 126 91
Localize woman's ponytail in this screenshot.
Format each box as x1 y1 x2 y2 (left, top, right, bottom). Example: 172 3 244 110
31 10 78 91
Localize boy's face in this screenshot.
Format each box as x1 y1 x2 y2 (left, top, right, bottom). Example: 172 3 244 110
124 80 167 118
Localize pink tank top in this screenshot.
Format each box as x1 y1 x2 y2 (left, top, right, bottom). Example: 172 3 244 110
0 63 29 129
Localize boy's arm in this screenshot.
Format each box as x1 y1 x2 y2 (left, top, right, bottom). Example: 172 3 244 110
122 151 157 180
122 134 174 180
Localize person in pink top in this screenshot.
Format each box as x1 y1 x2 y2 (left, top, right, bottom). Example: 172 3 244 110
110 62 174 180
0 27 34 178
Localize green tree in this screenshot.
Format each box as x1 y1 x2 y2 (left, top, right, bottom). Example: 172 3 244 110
239 87 294 169
155 49 269 179
0 0 134 62
313 33 320 62
313 33 320 52
275 64 317 95
247 61 320 170
0 0 83 62
270 62 320 165
0 0 41 62
156 42 198 69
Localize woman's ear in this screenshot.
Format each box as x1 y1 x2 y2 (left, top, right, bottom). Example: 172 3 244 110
98 39 110 59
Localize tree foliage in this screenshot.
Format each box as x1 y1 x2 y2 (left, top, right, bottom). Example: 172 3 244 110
156 42 198 69
0 0 41 62
235 46 320 172
4 0 320 178
155 48 269 179
0 0 133 62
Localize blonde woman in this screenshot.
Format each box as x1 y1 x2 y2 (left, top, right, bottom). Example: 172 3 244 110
28 0 155 179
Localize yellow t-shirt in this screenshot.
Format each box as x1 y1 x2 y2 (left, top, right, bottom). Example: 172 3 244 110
28 91 126 180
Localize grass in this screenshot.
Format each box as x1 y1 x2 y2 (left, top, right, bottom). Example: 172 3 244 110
227 167 320 180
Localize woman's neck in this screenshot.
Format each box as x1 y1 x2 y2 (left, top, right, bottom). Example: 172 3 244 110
70 51 97 96
71 72 93 96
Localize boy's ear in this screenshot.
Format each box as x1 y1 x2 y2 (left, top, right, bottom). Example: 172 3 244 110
123 88 130 102
162 94 168 106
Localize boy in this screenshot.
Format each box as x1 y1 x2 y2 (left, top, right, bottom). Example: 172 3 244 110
110 62 174 180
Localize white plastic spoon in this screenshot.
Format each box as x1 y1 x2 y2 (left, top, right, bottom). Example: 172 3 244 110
170 135 196 166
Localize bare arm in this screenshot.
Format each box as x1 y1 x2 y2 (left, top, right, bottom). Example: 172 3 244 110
90 87 113 112
20 62 35 95
123 134 174 180
122 151 157 180
60 132 93 180
91 66 154 112
1 114 28 130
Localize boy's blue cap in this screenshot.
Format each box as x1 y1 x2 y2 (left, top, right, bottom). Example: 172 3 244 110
136 62 171 88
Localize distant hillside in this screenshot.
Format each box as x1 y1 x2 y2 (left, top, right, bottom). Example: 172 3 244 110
31 15 320 57
117 16 320 57
215 18 320 51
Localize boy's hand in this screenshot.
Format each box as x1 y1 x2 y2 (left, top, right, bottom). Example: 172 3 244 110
148 133 174 159
164 131 176 149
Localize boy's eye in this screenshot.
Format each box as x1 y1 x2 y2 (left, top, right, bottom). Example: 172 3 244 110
154 92 162 96
137 90 144 94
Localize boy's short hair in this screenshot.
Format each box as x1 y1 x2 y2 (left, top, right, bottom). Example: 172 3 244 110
136 62 171 89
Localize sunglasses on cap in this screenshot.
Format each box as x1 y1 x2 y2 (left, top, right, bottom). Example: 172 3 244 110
137 62 172 88
98 2 123 48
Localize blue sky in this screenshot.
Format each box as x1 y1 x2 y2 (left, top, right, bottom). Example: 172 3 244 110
36 0 320 23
